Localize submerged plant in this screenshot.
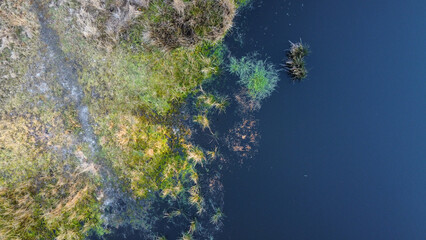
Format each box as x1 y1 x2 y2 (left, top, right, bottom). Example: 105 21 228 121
180 232 194 240
188 219 198 234
286 40 309 81
196 93 229 113
194 114 211 130
229 55 280 102
210 207 225 226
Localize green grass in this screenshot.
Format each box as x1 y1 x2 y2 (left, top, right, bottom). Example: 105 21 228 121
229 55 280 102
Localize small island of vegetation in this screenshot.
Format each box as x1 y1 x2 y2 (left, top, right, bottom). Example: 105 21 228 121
286 40 310 81
229 54 280 102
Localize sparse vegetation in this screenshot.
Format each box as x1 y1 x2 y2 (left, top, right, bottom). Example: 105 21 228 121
229 55 280 102
210 207 225 226
286 40 309 80
181 232 194 240
234 0 252 8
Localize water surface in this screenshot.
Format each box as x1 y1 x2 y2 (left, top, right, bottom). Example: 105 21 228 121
219 0 426 239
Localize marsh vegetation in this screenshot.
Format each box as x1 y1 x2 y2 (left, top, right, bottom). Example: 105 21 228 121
0 0 240 239
0 0 304 239
286 40 309 81
229 54 280 102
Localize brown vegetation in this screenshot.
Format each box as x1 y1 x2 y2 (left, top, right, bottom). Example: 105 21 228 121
226 117 259 161
139 0 235 49
0 0 39 104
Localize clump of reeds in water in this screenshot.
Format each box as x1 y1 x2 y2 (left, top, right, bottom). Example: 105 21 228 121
286 40 309 81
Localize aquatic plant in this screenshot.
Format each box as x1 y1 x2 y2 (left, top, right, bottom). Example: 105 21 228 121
226 117 259 161
188 219 198 234
164 209 183 220
180 232 194 240
234 0 252 8
194 114 211 130
229 55 280 102
210 207 225 226
207 147 219 160
196 93 229 113
193 91 228 134
186 145 206 166
286 40 309 80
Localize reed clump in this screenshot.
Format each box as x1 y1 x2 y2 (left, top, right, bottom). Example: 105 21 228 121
286 40 309 81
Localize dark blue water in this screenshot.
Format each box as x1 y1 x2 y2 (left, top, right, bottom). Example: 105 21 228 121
219 0 426 239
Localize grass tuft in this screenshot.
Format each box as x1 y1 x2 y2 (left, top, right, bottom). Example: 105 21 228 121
229 55 280 102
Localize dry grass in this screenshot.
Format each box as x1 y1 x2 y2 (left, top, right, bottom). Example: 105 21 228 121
48 0 143 48
0 0 39 104
0 0 39 51
136 0 236 50
0 2 103 235
0 165 101 240
0 80 102 239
